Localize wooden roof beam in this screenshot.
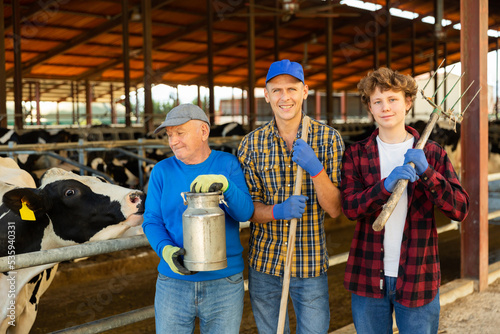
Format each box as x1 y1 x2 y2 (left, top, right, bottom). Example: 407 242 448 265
5 0 175 78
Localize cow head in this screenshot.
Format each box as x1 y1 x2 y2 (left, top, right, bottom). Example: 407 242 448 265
2 168 145 252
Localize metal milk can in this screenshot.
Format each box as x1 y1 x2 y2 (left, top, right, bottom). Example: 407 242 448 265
182 191 227 271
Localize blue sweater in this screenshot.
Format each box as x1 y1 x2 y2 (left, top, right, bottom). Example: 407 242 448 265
143 150 254 281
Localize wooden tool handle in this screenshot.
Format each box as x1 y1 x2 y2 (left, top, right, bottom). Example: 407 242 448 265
372 111 440 231
276 116 310 334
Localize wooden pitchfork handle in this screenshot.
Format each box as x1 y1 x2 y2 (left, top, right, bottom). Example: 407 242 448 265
372 111 440 231
276 115 311 334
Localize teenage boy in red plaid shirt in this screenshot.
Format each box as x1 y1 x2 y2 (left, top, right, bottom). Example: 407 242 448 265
341 67 469 334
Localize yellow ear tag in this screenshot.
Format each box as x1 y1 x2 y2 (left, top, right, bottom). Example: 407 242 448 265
20 201 36 221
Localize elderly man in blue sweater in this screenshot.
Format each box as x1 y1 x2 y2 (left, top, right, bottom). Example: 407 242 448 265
143 104 254 334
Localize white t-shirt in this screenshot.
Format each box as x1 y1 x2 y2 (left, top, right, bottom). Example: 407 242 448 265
376 135 414 277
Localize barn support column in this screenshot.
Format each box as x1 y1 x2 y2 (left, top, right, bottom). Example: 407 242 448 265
273 0 280 61
56 101 60 125
85 80 92 126
207 0 215 124
241 87 245 126
71 82 76 124
122 0 132 127
35 81 41 126
247 0 256 131
12 0 23 130
110 83 116 124
326 16 333 126
142 0 154 133
0 0 6 128
443 44 448 112
197 85 202 108
28 82 33 125
315 91 321 121
373 11 380 69
76 81 80 122
340 91 347 123
460 0 489 292
496 36 499 120
411 18 416 118
434 0 443 104
386 0 392 68
135 86 140 124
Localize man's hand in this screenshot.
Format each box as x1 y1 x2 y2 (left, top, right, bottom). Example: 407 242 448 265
190 175 229 193
404 149 429 175
292 139 324 177
162 245 195 275
384 165 419 193
273 195 308 220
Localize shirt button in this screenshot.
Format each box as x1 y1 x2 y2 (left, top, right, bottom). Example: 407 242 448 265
288 184 291 187
381 248 383 251
423 176 428 181
285 242 288 246
288 165 291 168
431 189 436 193
380 270 383 273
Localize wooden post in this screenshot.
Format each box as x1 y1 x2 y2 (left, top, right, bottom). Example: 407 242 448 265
460 0 489 292
0 0 6 128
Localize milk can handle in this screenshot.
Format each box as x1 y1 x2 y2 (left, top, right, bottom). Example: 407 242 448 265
180 191 228 207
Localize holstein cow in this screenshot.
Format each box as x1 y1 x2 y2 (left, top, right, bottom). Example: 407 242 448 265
0 158 145 334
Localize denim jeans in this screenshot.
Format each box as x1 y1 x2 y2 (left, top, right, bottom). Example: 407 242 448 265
248 267 330 334
351 276 440 334
154 272 244 334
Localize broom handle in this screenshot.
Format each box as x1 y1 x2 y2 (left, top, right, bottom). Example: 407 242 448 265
372 111 440 231
276 116 311 334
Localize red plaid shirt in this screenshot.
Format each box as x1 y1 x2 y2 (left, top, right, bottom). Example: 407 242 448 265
341 126 469 307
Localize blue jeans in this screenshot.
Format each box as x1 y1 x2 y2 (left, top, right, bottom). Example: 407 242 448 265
248 267 330 334
351 276 440 334
154 272 244 334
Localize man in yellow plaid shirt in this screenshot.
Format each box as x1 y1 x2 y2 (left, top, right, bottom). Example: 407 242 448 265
237 59 344 333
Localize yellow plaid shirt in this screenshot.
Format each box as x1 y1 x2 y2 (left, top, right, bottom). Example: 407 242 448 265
237 115 344 278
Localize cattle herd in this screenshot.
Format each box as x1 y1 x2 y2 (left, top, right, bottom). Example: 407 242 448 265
1 119 500 333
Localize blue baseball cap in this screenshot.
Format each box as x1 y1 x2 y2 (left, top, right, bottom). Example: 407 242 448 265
265 59 305 84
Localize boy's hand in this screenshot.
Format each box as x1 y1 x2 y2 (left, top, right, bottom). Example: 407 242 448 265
292 139 324 177
384 165 419 192
404 149 429 175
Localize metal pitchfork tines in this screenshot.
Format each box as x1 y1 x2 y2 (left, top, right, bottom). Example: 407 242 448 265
372 60 481 232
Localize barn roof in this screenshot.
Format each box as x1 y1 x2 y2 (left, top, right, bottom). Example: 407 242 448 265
2 0 500 103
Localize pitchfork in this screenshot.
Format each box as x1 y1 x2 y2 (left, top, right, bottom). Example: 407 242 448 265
372 60 481 232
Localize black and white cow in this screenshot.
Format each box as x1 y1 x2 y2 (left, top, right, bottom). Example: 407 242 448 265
0 158 145 334
0 128 19 146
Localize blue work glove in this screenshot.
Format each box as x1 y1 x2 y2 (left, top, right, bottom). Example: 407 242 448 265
403 149 429 175
384 165 419 193
190 175 229 193
162 245 195 275
292 139 324 177
272 195 308 220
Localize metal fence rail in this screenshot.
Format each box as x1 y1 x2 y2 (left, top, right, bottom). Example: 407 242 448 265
0 235 149 272
49 306 155 334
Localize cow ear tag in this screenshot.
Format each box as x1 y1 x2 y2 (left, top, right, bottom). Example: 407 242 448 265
20 200 36 221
